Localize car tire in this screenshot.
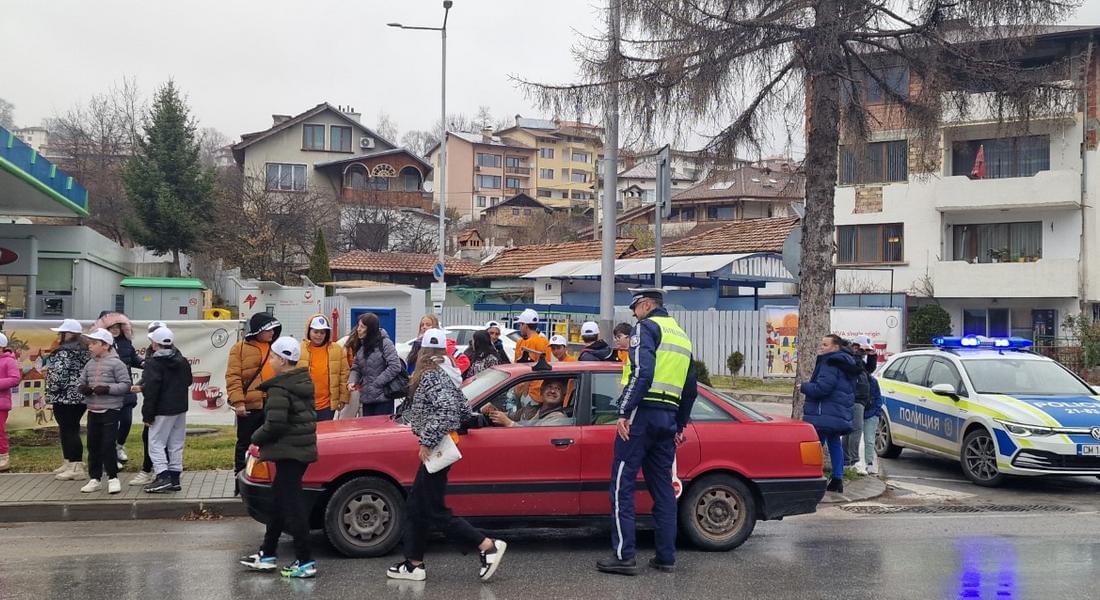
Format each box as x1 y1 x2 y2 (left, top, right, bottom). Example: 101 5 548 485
875 416 903 459
324 476 404 558
960 428 1008 487
678 474 757 551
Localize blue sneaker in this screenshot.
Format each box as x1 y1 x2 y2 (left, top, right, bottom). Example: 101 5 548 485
240 551 278 571
280 560 317 578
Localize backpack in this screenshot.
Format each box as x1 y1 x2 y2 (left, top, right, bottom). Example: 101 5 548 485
853 370 871 408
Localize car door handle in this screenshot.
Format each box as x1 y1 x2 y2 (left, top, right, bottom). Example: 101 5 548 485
551 438 575 447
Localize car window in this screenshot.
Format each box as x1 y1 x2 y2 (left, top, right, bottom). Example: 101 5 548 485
961 358 1094 395
882 358 907 381
445 329 466 344
477 376 578 427
898 356 932 386
703 386 766 422
461 368 510 403
926 359 967 396
589 372 623 425
505 331 522 343
688 395 734 422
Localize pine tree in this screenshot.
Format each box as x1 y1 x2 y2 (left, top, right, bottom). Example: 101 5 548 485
308 229 333 291
123 80 213 275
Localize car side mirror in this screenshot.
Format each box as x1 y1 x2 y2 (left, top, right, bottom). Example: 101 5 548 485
930 383 959 400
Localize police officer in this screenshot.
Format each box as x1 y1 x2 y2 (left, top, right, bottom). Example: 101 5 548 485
597 288 698 576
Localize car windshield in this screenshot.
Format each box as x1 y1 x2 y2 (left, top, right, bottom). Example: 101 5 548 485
461 368 510 403
702 385 770 422
505 331 521 342
961 358 1092 395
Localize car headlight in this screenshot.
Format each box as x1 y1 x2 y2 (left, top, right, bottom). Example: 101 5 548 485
995 419 1054 437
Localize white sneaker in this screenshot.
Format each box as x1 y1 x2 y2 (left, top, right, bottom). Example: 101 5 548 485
478 539 507 581
387 560 426 581
116 444 129 463
867 463 880 475
855 463 868 476
52 461 72 474
130 471 156 486
107 478 121 494
80 478 103 493
57 462 88 481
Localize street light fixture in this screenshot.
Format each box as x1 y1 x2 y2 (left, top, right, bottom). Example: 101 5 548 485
388 1 452 294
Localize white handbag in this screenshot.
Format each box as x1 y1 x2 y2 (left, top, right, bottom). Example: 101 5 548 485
424 433 462 473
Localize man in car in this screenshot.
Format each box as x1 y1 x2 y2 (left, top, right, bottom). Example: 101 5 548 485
483 378 572 427
598 288 697 576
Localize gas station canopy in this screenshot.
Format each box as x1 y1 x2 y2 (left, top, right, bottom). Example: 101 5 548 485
521 252 795 286
0 127 89 217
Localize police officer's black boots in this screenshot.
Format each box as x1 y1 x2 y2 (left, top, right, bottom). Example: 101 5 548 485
597 556 638 575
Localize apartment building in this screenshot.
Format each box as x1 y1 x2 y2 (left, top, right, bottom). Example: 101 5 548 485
493 116 604 210
427 129 537 223
830 25 1100 339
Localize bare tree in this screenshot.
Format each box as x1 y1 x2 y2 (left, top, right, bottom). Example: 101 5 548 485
401 130 437 157
197 127 231 169
48 78 145 244
0 97 14 129
375 110 400 143
523 0 1078 417
339 188 441 255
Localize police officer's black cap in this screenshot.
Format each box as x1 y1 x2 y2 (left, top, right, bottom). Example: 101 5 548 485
628 287 665 309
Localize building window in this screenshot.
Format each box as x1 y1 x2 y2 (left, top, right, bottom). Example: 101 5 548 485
572 191 593 200
865 66 909 102
476 196 487 208
963 308 1011 338
836 223 904 265
572 151 590 163
539 168 554 179
344 164 369 189
400 166 422 191
505 177 522 189
302 124 325 150
524 208 532 215
707 205 736 220
512 208 520 215
539 148 555 159
491 197 500 206
475 175 501 189
368 176 389 191
951 135 1049 179
839 140 908 185
331 126 352 152
952 221 1042 263
505 156 525 167
265 163 307 191
571 171 588 183
477 153 503 168
538 189 552 198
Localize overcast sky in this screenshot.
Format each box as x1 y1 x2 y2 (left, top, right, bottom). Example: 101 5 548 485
4 0 1100 155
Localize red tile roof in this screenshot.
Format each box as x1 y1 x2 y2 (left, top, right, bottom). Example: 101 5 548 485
628 217 798 257
330 251 479 276
673 165 804 202
474 239 636 279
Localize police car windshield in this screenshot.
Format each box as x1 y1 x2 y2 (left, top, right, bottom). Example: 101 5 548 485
961 359 1092 396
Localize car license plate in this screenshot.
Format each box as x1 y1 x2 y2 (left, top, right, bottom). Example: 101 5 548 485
1080 445 1100 456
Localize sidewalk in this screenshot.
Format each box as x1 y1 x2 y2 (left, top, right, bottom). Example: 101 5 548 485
0 470 246 523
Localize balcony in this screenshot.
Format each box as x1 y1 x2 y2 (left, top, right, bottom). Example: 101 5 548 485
941 87 1076 127
506 165 531 176
933 169 1081 212
933 258 1078 298
503 186 531 196
341 188 432 212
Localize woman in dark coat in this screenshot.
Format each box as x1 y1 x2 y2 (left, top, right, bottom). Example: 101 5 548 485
799 334 856 493
348 313 403 416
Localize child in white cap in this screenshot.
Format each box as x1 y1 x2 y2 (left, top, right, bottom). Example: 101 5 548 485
77 328 133 494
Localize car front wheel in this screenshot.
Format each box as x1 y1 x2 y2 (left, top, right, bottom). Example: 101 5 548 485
678 474 757 551
324 476 404 557
875 416 903 458
960 429 1008 487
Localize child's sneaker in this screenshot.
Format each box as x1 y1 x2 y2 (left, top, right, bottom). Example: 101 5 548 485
80 478 103 493
130 471 156 486
478 539 507 581
239 551 278 571
387 560 426 581
280 560 317 578
867 462 880 475
107 478 121 494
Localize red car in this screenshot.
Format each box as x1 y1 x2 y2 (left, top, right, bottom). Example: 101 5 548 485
239 362 826 557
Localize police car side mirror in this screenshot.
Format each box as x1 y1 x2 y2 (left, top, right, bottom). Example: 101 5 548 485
930 383 959 400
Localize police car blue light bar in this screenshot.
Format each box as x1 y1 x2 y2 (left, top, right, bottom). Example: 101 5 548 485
932 336 1033 349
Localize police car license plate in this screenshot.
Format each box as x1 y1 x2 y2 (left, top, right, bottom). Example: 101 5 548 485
1081 445 1100 456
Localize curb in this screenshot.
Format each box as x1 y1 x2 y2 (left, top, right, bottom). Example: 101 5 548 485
819 475 888 505
0 498 248 523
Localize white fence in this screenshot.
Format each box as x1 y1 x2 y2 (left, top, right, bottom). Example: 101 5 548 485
440 306 765 378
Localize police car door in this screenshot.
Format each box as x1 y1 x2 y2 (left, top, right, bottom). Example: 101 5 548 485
922 358 968 454
880 355 933 449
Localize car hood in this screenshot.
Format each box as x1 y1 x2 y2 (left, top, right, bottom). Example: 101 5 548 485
315 415 412 442
985 394 1100 428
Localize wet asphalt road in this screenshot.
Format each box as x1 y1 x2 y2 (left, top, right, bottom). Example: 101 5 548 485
2 509 1098 600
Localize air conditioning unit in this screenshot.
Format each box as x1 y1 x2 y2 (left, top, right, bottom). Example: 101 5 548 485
360 137 375 150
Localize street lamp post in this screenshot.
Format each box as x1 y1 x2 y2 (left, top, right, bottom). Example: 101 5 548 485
389 1 452 292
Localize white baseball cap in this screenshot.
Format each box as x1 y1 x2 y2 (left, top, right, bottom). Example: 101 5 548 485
549 334 568 347
309 315 331 330
50 319 83 334
851 335 873 348
0 333 7 348
271 336 301 363
147 320 167 332
422 328 448 349
82 328 115 346
580 321 600 337
148 327 175 346
517 309 539 325
485 320 502 330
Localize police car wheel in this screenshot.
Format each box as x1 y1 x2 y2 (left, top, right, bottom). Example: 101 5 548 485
324 476 404 557
960 429 1008 487
875 417 903 459
678 474 757 551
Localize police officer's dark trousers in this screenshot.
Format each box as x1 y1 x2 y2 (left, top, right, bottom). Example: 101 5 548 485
610 405 678 565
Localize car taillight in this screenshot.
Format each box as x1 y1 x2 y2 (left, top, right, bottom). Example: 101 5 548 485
800 441 823 467
246 455 273 482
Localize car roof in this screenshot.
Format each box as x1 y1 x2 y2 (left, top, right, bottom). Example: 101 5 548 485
891 348 1052 362
491 362 622 375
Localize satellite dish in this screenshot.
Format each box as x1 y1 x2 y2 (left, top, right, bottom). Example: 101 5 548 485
423 180 435 193
781 227 802 278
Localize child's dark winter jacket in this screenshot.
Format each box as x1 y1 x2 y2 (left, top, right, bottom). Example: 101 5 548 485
141 348 194 422
252 368 317 463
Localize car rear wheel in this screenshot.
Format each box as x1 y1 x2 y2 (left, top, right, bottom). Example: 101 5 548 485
324 476 404 557
960 429 1007 487
678 474 756 551
875 416 903 458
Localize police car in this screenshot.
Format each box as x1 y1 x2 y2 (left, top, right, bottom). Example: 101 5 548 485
875 336 1100 486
